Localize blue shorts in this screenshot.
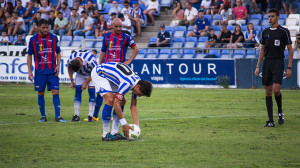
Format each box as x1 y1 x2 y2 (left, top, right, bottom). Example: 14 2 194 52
34 73 59 91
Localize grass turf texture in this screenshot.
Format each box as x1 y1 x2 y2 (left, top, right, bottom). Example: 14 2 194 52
0 84 299 168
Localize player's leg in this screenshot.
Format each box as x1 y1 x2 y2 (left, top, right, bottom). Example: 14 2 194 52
72 74 84 121
35 74 47 122
87 86 96 121
93 93 103 120
262 59 275 127
111 99 126 140
272 60 285 125
48 74 67 122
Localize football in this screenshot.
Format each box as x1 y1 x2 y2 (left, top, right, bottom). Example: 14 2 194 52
128 124 141 140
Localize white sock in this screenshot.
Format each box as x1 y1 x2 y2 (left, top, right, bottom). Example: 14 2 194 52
89 102 95 117
102 120 111 137
74 100 81 116
111 114 120 135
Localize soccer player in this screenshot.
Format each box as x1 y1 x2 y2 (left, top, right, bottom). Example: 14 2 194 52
91 62 152 141
92 18 139 122
27 19 67 122
254 9 293 127
67 50 98 122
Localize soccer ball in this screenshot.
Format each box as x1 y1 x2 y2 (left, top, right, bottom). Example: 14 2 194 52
128 124 141 140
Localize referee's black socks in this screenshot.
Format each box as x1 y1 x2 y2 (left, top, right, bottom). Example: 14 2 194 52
275 93 282 114
266 96 273 122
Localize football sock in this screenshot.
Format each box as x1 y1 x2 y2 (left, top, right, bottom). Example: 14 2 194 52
93 94 103 118
275 93 282 114
53 94 61 119
111 106 124 135
38 94 46 117
266 96 273 122
74 85 82 116
88 88 96 117
102 104 112 137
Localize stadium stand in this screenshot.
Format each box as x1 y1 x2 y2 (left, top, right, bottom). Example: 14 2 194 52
184 37 197 48
233 50 246 59
136 48 147 59
173 26 187 37
60 36 73 47
182 49 195 58
146 49 159 58
158 49 171 59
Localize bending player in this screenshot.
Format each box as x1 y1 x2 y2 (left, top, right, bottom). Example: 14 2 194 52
91 62 152 141
68 50 99 122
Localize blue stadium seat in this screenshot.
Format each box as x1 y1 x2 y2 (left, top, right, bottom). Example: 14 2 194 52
262 19 269 26
169 53 182 58
172 37 185 48
233 50 245 58
153 3 160 16
139 3 147 11
241 26 247 32
136 49 147 59
245 49 257 58
204 15 211 25
250 14 262 19
158 49 171 59
174 26 187 37
73 36 84 41
60 36 73 47
279 14 287 20
146 49 159 58
187 26 194 35
148 37 157 47
94 41 103 48
220 49 232 58
71 36 84 47
227 26 235 33
212 14 220 25
160 0 173 7
249 18 261 26
97 36 104 41
85 36 94 39
198 36 208 42
208 49 220 58
184 37 197 48
195 53 207 58
278 19 285 25
213 26 222 31
85 41 94 48
182 49 195 58
103 3 113 14
61 35 73 41
165 26 174 37
104 14 110 21
196 42 206 49
263 14 268 19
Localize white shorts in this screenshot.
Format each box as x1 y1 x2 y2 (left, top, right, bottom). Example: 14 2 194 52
75 73 95 87
91 68 118 97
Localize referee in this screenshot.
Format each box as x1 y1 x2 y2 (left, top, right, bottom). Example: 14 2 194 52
254 9 293 127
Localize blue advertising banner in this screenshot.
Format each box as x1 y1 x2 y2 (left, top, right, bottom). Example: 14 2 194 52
129 59 235 85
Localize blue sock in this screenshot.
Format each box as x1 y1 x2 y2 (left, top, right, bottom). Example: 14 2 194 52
102 104 113 120
88 88 96 102
93 94 103 118
74 86 82 116
53 94 61 119
38 94 45 117
112 106 125 118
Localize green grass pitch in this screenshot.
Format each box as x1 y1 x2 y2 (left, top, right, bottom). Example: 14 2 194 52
0 84 300 167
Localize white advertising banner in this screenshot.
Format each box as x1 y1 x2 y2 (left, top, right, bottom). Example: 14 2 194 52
0 56 73 83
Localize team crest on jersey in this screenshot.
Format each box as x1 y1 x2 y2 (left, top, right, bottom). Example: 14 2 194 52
274 40 280 46
109 41 113 48
116 93 125 101
39 44 43 51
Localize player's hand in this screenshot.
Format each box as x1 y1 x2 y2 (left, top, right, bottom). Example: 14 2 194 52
81 82 88 90
254 67 259 77
123 60 131 65
71 81 76 89
55 66 60 76
122 124 133 137
28 71 34 81
286 69 292 78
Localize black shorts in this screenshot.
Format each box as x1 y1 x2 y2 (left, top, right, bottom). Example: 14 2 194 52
262 58 284 86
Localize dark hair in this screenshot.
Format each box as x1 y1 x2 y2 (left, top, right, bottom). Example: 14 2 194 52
209 28 214 31
268 8 279 16
137 80 153 97
123 1 129 5
62 2 68 6
176 1 183 9
57 11 62 15
92 49 97 54
81 11 86 14
71 8 77 11
38 19 49 26
118 13 124 18
69 59 81 72
36 11 42 15
12 11 18 14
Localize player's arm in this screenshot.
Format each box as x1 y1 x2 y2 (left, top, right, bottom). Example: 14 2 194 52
99 51 106 64
27 54 33 81
55 52 61 76
81 75 91 90
255 44 265 76
114 95 133 137
124 45 139 65
67 65 76 89
130 95 139 126
286 44 293 78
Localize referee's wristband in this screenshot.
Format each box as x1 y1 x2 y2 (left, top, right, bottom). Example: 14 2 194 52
119 118 127 126
287 67 292 70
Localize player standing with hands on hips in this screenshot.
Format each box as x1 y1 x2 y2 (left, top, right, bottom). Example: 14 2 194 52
254 9 293 127
27 19 67 122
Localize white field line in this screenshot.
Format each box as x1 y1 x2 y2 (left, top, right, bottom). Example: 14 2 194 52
0 113 299 126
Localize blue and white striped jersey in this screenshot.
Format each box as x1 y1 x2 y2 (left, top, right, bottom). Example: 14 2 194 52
95 62 141 95
67 50 97 76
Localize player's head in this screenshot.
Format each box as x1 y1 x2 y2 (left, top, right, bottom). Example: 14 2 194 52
38 19 49 36
268 9 279 25
133 80 153 97
69 58 82 72
112 18 122 34
92 49 97 56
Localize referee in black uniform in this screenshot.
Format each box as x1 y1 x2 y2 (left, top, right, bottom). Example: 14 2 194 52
254 9 293 127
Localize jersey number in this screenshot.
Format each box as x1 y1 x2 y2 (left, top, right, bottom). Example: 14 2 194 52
116 63 133 76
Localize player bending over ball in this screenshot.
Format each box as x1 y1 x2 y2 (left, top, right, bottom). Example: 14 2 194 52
91 62 152 141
